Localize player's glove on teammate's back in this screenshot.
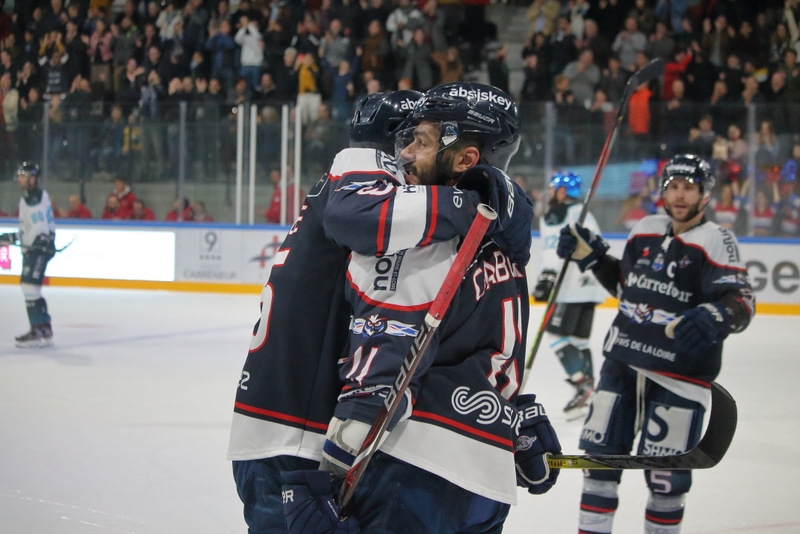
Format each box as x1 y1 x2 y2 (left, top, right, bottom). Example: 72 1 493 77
556 223 609 271
281 470 360 534
665 303 730 356
457 165 533 266
514 394 561 495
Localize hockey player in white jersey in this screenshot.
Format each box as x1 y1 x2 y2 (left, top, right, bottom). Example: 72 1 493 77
557 154 755 534
0 163 57 348
533 172 607 412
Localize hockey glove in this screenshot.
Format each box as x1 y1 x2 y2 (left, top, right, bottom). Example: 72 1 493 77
556 223 609 272
457 165 533 265
532 270 557 302
514 394 561 495
32 233 56 257
0 232 18 245
281 470 360 534
666 303 730 356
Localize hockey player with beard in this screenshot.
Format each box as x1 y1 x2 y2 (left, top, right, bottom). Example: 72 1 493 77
1 163 57 348
533 171 607 413
557 154 755 534
282 82 561 534
227 90 535 533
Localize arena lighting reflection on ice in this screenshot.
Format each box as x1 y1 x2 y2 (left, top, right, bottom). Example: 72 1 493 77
0 226 176 281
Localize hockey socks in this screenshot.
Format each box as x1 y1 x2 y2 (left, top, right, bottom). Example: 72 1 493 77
25 297 51 326
644 494 685 534
578 479 618 534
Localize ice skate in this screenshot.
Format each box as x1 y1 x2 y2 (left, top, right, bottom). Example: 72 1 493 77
564 376 593 413
15 324 53 349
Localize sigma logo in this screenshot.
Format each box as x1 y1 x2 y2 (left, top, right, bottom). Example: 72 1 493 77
451 386 502 425
447 87 513 111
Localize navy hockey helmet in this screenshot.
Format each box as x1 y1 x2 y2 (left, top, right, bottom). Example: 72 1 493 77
350 90 424 154
549 172 582 199
404 82 521 171
659 154 714 198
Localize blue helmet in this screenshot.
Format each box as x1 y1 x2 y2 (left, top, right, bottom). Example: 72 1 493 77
659 154 714 198
405 82 521 171
549 172 582 199
16 161 40 179
350 90 424 154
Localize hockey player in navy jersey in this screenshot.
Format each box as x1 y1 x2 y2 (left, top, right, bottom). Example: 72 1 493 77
557 154 755 534
227 91 536 533
298 82 561 533
534 172 607 412
0 163 57 348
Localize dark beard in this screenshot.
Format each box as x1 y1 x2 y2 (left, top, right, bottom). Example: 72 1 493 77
664 199 704 223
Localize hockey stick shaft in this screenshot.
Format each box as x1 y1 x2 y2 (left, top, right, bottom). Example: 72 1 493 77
6 236 76 253
523 58 665 378
338 204 497 511
547 381 737 470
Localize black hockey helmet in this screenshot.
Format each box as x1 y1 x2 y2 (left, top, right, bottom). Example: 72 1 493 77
404 82 521 171
659 154 714 198
16 161 40 178
350 90 424 154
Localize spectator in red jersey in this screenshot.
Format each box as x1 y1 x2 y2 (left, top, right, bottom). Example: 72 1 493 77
131 199 156 220
263 167 304 224
101 194 131 220
165 197 194 221
112 175 137 214
63 194 93 219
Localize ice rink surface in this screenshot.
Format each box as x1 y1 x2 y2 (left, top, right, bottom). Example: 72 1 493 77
1 285 798 533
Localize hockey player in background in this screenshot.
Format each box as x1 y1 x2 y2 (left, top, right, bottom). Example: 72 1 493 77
283 82 561 533
557 154 755 534
533 172 607 413
227 91 535 533
0 163 57 348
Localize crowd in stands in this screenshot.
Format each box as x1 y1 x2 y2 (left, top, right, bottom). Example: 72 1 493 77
4 0 800 235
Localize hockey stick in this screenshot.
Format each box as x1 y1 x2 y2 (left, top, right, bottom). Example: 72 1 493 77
4 236 76 254
523 58 665 379
547 381 737 470
338 203 498 512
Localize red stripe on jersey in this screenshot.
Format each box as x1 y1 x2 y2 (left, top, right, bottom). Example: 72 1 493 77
650 370 711 388
421 187 438 246
328 169 393 182
234 402 329 431
412 410 514 448
376 200 390 255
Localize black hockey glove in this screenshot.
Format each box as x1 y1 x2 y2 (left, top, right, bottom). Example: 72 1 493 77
514 394 561 495
456 165 533 266
532 270 557 302
666 303 730 356
281 470 360 534
557 223 609 272
32 233 56 257
0 232 18 245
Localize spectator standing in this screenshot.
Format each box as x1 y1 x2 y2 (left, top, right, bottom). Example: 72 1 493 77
645 20 676 63
598 54 629 106
549 15 578 76
399 27 434 91
295 52 322 124
562 48 600 107
112 16 142 93
751 183 780 236
87 18 114 91
234 14 264 92
519 51 551 103
116 58 146 116
487 41 511 94
272 46 299 103
89 104 126 174
112 175 137 215
709 179 746 231
319 17 351 72
357 19 391 86
629 0 656 36
613 15 647 72
526 0 559 39
700 14 730 68
0 72 18 175
205 18 237 97
580 18 612 69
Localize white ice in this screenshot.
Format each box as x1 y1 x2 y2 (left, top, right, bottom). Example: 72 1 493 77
0 286 797 533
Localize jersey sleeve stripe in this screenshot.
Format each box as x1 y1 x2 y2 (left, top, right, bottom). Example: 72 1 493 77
387 188 430 252
421 186 438 247
376 200 390 255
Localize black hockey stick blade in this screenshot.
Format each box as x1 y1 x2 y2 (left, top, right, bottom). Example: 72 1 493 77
548 381 737 470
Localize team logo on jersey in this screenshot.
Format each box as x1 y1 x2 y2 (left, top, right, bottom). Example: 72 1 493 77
642 246 650 257
620 299 677 325
451 386 502 425
678 255 692 269
351 315 418 338
652 253 665 272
